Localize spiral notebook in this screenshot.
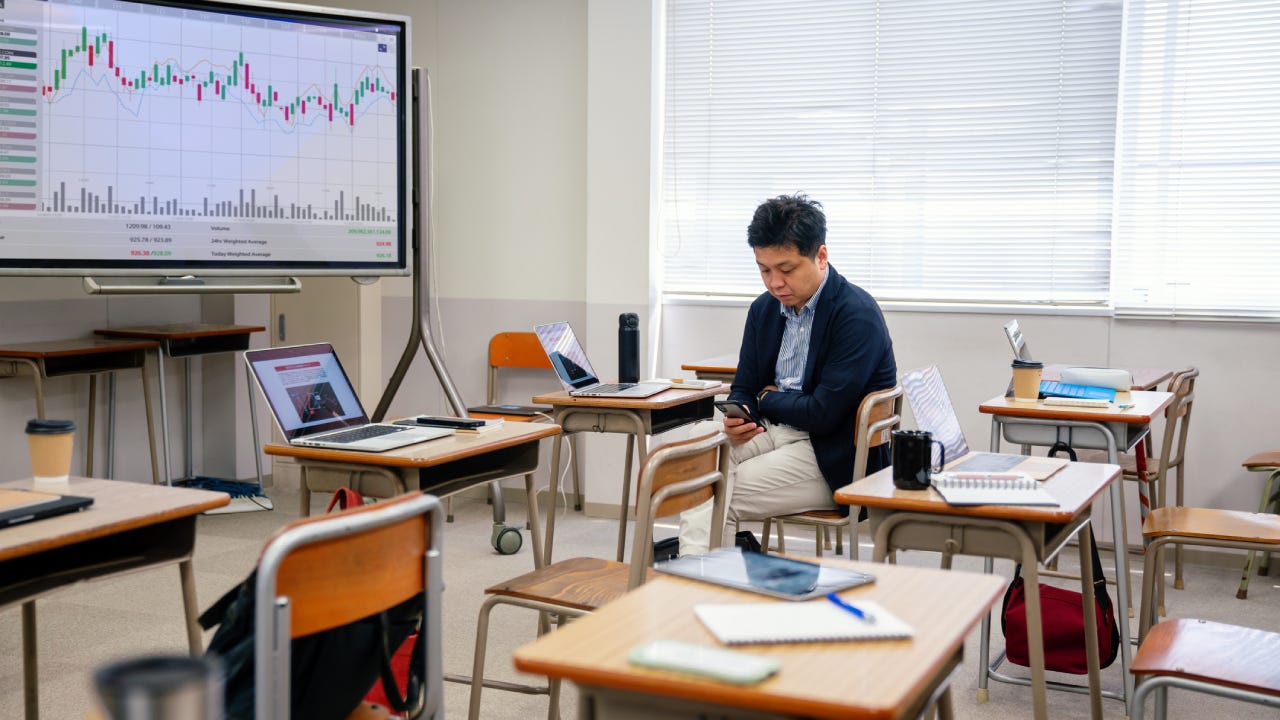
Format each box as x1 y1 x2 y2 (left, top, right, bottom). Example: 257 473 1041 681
694 599 913 645
932 472 1058 507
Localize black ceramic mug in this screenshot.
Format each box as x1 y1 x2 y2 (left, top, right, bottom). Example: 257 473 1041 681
891 429 946 490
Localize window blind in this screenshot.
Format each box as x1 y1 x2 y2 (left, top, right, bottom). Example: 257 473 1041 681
660 0 1122 305
1112 0 1280 319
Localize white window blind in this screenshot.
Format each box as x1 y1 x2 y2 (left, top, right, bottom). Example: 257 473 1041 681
660 0 1122 305
1112 0 1280 319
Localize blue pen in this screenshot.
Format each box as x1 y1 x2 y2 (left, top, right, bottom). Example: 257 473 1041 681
826 592 876 624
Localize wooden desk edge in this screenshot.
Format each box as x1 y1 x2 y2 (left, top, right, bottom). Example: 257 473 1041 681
834 464 1121 525
0 478 229 561
532 385 722 408
96 323 266 340
263 423 561 468
513 570 1006 720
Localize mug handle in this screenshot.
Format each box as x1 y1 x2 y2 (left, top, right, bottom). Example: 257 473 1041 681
930 440 947 472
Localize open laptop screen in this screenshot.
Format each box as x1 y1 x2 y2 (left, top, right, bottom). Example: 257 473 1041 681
245 344 369 440
534 322 601 391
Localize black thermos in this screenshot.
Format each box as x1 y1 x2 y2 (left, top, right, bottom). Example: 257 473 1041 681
618 313 640 383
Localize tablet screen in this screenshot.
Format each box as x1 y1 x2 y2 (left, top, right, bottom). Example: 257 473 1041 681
654 547 875 601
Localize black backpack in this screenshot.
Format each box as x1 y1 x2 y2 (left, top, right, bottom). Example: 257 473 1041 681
199 570 423 719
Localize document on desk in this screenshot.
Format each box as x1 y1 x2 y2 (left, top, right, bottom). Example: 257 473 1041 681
694 599 913 645
932 472 1058 507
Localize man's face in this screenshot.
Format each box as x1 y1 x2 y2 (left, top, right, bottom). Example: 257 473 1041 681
754 243 828 308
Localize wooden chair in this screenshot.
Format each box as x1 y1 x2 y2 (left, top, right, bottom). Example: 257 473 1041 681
1130 619 1280 719
760 385 903 559
1238 449 1280 598
1139 507 1280 640
467 431 730 720
254 492 444 720
468 331 582 511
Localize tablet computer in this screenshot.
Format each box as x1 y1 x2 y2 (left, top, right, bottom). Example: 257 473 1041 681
654 547 875 601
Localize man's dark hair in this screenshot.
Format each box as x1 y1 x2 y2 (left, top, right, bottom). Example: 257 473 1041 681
746 193 827 258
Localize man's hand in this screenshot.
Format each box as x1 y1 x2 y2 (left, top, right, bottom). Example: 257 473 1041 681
723 415 764 445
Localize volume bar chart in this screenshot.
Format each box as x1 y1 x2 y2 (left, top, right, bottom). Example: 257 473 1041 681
42 183 393 221
0 22 39 211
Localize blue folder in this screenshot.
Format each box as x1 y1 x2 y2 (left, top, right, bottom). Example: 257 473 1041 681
1039 380 1116 402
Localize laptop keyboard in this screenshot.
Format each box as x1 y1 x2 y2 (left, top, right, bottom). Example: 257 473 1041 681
318 424 406 443
583 383 635 394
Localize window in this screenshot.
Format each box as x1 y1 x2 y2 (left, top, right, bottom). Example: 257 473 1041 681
660 0 1122 305
1112 0 1280 319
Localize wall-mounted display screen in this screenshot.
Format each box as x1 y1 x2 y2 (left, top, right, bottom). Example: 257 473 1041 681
0 0 410 276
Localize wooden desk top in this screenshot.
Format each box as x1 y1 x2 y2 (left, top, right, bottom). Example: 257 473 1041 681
0 477 228 562
514 562 1005 720
680 353 738 375
531 385 722 410
95 323 266 340
263 421 561 468
835 461 1120 525
978 390 1173 424
0 337 160 359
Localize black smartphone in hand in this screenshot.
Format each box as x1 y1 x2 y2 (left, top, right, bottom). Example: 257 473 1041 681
714 400 765 429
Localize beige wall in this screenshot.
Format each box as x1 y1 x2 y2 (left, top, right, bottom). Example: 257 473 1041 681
0 1 1274 551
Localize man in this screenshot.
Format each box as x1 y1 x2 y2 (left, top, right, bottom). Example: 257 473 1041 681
679 193 897 555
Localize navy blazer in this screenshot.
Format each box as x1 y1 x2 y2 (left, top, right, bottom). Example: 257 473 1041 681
730 265 896 501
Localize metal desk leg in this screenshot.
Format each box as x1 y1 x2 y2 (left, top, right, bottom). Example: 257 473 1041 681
139 364 160 485
977 556 994 703
246 370 264 488
184 357 193 480
615 416 648 563
179 559 201 655
86 375 96 477
106 374 116 478
155 348 172 485
543 426 567 565
524 471 545 570
22 601 37 720
1078 524 1104 720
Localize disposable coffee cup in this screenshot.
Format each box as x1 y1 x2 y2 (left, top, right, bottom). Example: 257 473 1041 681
94 655 223 720
25 418 75 486
1011 359 1044 402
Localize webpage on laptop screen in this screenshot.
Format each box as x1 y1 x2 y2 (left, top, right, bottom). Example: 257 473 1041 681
250 352 364 432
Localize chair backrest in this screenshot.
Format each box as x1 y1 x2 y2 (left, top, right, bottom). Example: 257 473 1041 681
1157 367 1199 479
853 384 904 480
486 332 553 403
629 431 731 588
254 492 444 720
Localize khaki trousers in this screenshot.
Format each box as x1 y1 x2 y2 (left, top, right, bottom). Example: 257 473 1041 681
678 419 836 556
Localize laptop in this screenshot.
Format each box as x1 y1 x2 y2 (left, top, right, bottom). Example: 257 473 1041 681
245 343 454 452
1004 319 1033 361
534 322 667 398
0 488 93 528
901 365 1068 480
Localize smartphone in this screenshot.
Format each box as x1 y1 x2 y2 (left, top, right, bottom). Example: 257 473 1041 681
714 400 764 428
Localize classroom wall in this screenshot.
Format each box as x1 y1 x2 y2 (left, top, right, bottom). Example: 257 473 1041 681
0 0 1275 551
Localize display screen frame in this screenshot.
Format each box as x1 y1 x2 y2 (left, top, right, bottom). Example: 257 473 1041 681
0 0 412 277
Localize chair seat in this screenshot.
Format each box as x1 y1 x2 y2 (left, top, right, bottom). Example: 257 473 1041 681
780 508 847 524
485 556 636 612
1243 450 1280 470
1143 507 1280 545
1131 619 1280 696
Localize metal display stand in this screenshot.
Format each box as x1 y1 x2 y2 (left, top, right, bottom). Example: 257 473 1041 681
371 67 521 555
